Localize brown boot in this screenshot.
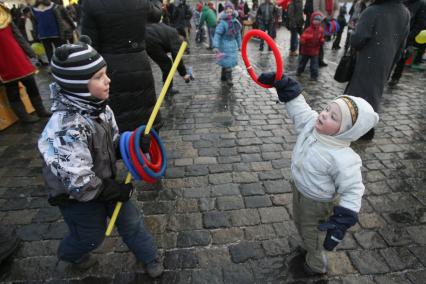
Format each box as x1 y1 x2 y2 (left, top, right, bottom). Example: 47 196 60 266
31 96 51 117
9 101 40 123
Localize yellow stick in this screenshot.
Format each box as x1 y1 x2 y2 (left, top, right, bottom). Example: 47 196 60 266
105 41 187 236
105 172 132 236
144 41 188 135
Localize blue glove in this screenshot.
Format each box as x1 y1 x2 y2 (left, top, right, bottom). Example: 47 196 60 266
318 206 358 251
258 72 303 103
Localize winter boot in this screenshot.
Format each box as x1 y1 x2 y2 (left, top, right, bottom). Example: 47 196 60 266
31 95 51 117
9 101 40 123
146 256 164 278
225 68 233 86
72 254 98 270
220 68 227 81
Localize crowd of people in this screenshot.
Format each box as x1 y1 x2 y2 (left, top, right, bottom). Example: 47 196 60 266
0 0 425 280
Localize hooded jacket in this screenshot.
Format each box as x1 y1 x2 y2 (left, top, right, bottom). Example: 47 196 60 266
38 84 120 203
299 12 324 56
199 5 217 28
213 11 242 68
284 93 379 212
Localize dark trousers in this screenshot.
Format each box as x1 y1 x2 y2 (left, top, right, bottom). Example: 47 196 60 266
4 76 40 102
391 53 407 81
148 48 175 90
41 37 64 63
297 55 319 79
58 200 157 264
207 26 216 48
344 30 352 52
259 22 275 49
176 27 189 52
290 28 301 52
332 28 344 49
304 13 312 30
319 45 324 63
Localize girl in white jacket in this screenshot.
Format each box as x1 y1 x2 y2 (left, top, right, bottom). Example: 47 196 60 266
258 72 379 276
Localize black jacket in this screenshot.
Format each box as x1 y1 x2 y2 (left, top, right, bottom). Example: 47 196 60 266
345 0 410 111
146 22 187 77
171 2 192 29
81 0 163 132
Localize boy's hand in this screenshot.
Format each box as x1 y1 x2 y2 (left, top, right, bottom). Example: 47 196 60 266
140 133 151 154
183 74 191 83
99 179 134 202
259 72 303 103
318 206 358 251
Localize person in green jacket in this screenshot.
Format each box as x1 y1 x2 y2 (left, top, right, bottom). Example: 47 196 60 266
199 4 217 49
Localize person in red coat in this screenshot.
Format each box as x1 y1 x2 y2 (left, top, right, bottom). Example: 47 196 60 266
296 12 324 81
0 3 50 123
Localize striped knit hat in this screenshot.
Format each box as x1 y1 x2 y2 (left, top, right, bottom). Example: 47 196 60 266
51 36 106 103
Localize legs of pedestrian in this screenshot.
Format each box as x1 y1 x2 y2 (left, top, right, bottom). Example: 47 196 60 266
297 55 309 76
389 55 405 86
112 201 163 278
221 68 227 81
290 28 299 56
20 76 51 117
58 202 106 268
208 26 216 49
292 188 332 275
319 45 327 67
310 56 319 81
4 80 40 123
332 30 343 50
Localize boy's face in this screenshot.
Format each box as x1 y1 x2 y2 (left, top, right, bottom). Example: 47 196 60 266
225 7 233 16
315 103 342 136
88 67 110 100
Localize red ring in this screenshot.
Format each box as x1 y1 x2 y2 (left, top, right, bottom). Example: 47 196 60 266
241 29 283 89
129 132 157 184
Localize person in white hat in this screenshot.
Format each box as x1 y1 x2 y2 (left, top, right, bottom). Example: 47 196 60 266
258 72 379 276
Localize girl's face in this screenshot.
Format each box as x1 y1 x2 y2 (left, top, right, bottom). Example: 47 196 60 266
225 7 233 16
315 103 342 136
88 67 110 100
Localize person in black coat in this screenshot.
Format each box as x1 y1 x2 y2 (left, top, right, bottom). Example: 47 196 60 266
171 0 192 53
81 0 163 132
146 15 190 95
344 0 410 140
389 0 426 86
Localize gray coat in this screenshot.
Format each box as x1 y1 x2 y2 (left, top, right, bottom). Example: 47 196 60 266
345 0 410 111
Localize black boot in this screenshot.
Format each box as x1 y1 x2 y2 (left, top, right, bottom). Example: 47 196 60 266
72 254 98 270
10 101 40 123
225 68 233 86
31 95 51 117
220 68 227 81
145 256 164 278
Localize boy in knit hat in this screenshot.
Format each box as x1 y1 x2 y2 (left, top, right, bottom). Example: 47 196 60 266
258 72 379 276
38 37 164 277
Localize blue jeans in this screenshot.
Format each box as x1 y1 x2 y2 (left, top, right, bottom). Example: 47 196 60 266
208 26 216 48
290 28 300 52
297 55 319 79
58 200 157 264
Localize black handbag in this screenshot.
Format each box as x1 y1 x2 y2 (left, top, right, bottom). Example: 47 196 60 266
334 49 356 83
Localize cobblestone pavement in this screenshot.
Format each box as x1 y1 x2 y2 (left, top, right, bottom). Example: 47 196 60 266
0 28 425 283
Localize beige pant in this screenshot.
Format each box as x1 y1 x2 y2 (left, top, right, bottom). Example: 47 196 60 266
292 187 334 273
